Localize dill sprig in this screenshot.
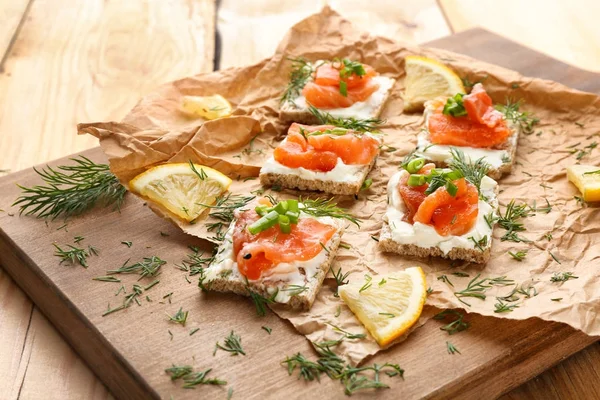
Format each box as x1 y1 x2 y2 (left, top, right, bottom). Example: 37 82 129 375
508 250 527 261
165 365 193 380
102 284 144 316
329 266 352 297
283 284 309 296
446 341 461 355
359 275 373 293
201 193 255 242
13 156 126 220
308 105 384 133
550 272 578 283
214 331 246 356
454 274 492 306
299 197 360 227
247 288 278 316
183 369 227 388
495 99 540 135
281 57 315 105
108 256 166 279
433 310 470 335
494 299 519 313
53 243 97 268
327 324 367 340
177 246 215 276
496 200 532 242
449 148 491 194
167 307 189 326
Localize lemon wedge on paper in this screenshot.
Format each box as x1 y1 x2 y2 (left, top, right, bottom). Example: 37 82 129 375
130 163 232 222
403 55 465 112
567 164 600 202
338 267 427 347
182 94 232 120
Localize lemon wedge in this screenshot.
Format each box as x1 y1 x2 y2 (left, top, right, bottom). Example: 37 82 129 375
182 94 232 120
129 163 232 222
567 164 600 202
403 55 465 112
338 267 427 347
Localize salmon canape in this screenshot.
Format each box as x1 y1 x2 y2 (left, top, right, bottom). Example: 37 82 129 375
379 155 499 263
260 123 381 195
279 58 395 125
414 83 519 179
200 198 353 310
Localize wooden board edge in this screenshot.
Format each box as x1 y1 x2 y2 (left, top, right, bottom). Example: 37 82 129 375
0 228 159 400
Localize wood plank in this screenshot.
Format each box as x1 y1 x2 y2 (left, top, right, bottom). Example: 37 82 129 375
439 0 600 72
0 29 599 400
218 0 450 68
0 0 30 62
0 0 216 174
0 0 216 398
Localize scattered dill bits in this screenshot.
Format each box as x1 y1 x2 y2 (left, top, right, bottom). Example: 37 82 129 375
454 274 492 306
202 193 256 242
551 298 563 302
574 196 586 206
437 275 454 287
379 313 395 318
446 341 461 355
108 256 166 279
426 287 433 295
121 241 133 248
575 122 585 128
334 306 342 317
451 272 469 277
461 74 488 89
167 307 189 326
468 235 488 252
549 252 562 264
299 197 360 226
370 235 379 242
495 100 539 135
508 250 528 261
550 272 578 283
330 266 351 297
183 369 227 388
262 326 272 335
308 104 384 132
214 331 246 356
360 178 373 191
115 285 125 296
433 310 470 335
539 183 552 189
102 284 144 316
494 299 519 313
544 233 553 241
160 231 170 237
168 330 174 340
144 279 160 291
53 243 97 268
339 242 351 250
163 292 173 304
165 365 193 380
328 324 367 340
13 156 126 220
284 284 309 296
73 236 85 244
359 275 373 293
496 200 531 243
92 276 121 283
228 387 234 400
189 328 200 336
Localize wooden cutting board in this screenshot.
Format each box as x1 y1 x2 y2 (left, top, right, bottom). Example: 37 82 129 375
1 29 599 400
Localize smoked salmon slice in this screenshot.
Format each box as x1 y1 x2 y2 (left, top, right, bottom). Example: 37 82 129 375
428 83 511 148
232 209 337 280
398 165 478 236
273 123 380 172
302 61 380 109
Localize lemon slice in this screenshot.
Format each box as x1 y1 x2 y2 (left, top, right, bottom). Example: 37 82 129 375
338 267 427 347
567 164 600 202
129 163 232 222
182 94 232 120
403 55 465 112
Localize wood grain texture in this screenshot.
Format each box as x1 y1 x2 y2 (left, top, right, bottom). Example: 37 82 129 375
0 28 599 400
439 0 600 72
218 0 450 68
0 0 216 173
0 0 30 62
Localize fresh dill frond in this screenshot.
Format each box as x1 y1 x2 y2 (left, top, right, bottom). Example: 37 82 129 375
261 326 272 334
454 274 492 306
437 275 454 287
494 299 519 313
508 250 527 261
53 243 97 268
327 323 367 340
200 193 255 242
167 307 189 326
433 310 470 335
449 148 490 194
299 197 360 227
214 331 246 356
165 365 193 380
495 99 540 135
183 369 227 388
550 272 578 283
359 275 372 293
308 104 384 132
188 160 208 180
92 276 121 283
247 288 278 316
329 266 352 297
446 341 461 355
13 156 126 220
496 200 532 243
468 235 488 252
121 241 132 248
283 284 309 296
107 256 166 279
281 57 315 105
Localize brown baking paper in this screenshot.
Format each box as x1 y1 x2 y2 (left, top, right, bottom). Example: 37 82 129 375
79 7 600 364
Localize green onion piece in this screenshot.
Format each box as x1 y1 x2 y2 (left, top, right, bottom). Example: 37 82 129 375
285 211 299 224
248 210 280 235
339 81 348 97
286 199 299 213
255 205 268 217
407 174 426 187
406 158 425 174
445 181 458 196
278 214 291 234
272 201 289 214
444 170 463 181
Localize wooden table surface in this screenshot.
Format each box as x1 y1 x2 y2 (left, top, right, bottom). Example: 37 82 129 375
1 1 599 399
